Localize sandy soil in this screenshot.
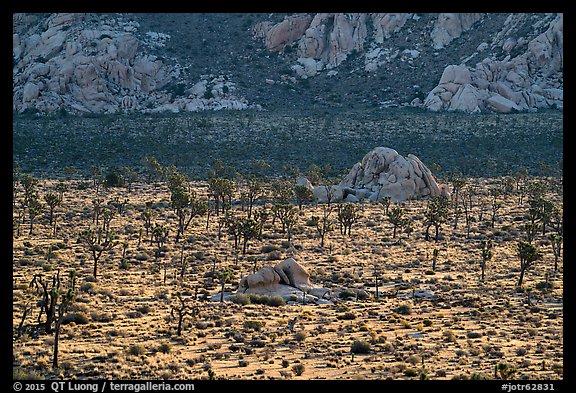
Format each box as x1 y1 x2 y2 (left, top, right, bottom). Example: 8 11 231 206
12 176 563 381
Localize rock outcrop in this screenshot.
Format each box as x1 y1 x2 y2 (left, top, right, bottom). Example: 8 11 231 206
312 147 445 203
13 13 258 115
253 12 562 114
237 258 333 303
423 13 563 113
431 13 484 49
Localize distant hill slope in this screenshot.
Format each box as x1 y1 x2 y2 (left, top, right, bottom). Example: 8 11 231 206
13 12 562 115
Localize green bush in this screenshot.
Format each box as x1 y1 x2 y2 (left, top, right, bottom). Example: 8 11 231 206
104 168 124 187
230 294 251 305
395 304 412 315
243 320 265 331
350 339 371 354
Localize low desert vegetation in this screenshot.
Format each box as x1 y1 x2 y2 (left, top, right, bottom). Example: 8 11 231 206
12 110 563 380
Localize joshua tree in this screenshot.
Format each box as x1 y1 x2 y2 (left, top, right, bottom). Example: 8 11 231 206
170 292 199 336
240 177 265 219
152 223 169 262
547 233 562 272
380 196 391 215
44 192 61 227
311 205 334 249
20 174 39 208
480 239 493 281
92 198 104 227
495 363 517 380
28 269 76 368
513 167 529 204
424 195 450 242
141 156 163 183
459 188 473 238
29 272 59 334
239 217 261 254
169 171 208 242
78 229 118 280
122 166 139 193
141 203 154 238
27 194 44 235
516 241 543 287
52 270 76 369
294 185 314 211
208 177 235 215
431 248 440 271
488 188 502 228
272 203 299 241
218 268 232 302
387 205 405 239
450 174 466 229
100 207 115 233
55 182 68 203
337 203 360 237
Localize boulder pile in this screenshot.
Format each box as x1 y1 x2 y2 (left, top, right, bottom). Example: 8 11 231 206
313 147 447 203
423 13 563 113
13 13 257 114
237 258 331 303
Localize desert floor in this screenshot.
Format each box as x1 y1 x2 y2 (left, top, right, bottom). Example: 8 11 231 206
12 176 563 381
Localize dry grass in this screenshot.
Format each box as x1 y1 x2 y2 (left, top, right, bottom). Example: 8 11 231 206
12 176 563 380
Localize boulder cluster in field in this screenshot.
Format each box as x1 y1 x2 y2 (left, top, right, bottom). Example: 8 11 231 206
312 146 447 203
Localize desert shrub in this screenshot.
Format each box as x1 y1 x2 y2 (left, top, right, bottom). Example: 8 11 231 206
80 282 97 293
266 250 283 260
395 304 412 315
230 294 251 305
294 331 307 342
13 368 43 380
125 311 143 319
350 340 371 354
62 312 89 325
136 305 152 314
90 312 113 322
291 363 305 376
535 281 554 291
423 318 433 327
243 320 264 331
281 359 289 368
127 344 146 356
245 294 285 307
158 342 172 354
404 367 419 377
134 252 150 261
338 311 357 320
467 332 483 339
443 330 457 342
516 347 528 356
261 244 279 253
266 295 285 307
104 168 124 187
400 319 412 329
338 289 356 299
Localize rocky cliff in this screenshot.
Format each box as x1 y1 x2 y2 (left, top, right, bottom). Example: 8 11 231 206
13 13 562 115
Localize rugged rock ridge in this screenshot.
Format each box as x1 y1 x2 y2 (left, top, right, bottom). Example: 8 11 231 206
253 13 487 76
423 13 563 113
13 13 257 114
254 12 563 113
